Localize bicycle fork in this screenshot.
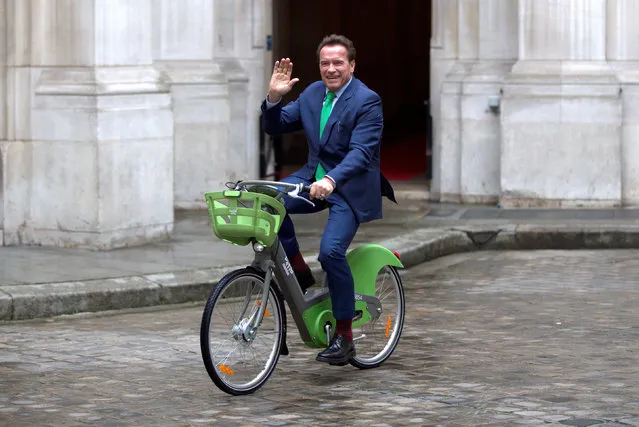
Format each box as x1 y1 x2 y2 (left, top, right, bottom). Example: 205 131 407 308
230 261 276 344
245 260 275 334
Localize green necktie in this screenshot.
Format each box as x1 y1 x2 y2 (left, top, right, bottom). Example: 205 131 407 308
316 91 336 181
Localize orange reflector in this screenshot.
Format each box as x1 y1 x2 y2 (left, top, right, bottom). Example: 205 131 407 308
385 316 392 338
257 301 270 317
219 365 234 375
393 251 401 260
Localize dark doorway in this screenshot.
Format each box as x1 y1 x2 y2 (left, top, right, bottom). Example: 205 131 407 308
271 0 432 181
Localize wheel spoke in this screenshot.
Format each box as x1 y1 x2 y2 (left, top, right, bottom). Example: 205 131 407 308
200 270 283 395
351 266 404 369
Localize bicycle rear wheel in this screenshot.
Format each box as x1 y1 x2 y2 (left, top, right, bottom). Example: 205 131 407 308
350 265 405 369
200 268 284 395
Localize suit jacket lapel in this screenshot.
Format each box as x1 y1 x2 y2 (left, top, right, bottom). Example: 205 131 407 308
319 79 357 148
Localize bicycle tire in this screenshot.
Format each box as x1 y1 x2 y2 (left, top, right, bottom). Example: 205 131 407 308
200 268 284 395
350 265 405 369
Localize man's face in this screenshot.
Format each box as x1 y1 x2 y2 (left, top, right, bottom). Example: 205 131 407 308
319 44 355 92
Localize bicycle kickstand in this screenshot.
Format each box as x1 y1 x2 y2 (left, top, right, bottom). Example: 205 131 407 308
324 323 333 344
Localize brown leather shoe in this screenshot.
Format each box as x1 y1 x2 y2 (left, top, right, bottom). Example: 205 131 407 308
316 334 355 366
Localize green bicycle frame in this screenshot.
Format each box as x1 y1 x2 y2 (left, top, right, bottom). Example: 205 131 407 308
251 239 403 348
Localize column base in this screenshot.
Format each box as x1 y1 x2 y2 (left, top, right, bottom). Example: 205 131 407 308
437 60 514 204
501 60 622 208
4 223 173 251
22 66 175 250
429 56 457 200
460 61 514 204
611 62 639 205
438 61 472 203
219 59 251 182
500 196 620 209
156 61 231 209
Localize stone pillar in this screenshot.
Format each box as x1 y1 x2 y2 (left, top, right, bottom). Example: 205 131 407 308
435 0 518 203
0 0 5 244
221 61 250 182
9 0 174 249
214 0 265 181
430 0 459 201
608 0 639 205
434 0 467 202
501 0 621 207
4 0 37 246
237 0 267 179
153 0 233 209
459 0 518 204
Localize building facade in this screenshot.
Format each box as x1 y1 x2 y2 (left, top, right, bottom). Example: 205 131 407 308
0 0 270 249
430 0 639 208
2 0 638 249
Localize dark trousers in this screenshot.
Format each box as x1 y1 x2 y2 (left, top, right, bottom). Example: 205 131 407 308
278 176 359 320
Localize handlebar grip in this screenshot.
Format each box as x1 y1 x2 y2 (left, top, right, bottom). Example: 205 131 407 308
302 185 312 194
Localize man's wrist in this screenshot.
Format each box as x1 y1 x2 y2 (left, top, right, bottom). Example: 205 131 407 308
265 93 282 109
324 175 336 189
267 92 282 103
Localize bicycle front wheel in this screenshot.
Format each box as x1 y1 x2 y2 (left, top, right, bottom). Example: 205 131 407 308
350 265 405 369
200 268 284 395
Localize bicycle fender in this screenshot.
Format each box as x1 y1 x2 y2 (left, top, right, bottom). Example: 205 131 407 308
348 244 404 297
301 245 402 347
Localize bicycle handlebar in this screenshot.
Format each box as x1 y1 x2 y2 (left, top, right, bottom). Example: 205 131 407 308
232 180 302 192
231 180 314 206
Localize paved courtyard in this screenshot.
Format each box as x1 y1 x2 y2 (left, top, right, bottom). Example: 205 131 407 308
2 250 639 426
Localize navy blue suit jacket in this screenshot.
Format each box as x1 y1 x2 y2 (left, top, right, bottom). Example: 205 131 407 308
261 78 396 223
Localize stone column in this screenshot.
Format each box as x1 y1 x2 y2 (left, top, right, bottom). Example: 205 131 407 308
153 0 233 209
608 0 639 205
8 0 174 249
435 0 518 203
459 0 518 204
214 0 265 181
0 0 5 244
429 0 459 200
501 0 621 207
3 0 35 246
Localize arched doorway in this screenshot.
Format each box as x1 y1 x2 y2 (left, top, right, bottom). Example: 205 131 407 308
271 0 432 184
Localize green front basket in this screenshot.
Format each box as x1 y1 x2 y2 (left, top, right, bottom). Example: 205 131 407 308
204 190 286 247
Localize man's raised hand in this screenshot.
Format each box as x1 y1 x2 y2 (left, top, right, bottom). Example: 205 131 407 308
267 58 300 103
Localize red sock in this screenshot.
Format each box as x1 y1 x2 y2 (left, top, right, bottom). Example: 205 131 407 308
289 252 308 272
336 319 353 341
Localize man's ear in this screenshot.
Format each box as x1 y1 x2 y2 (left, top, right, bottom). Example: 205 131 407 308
350 61 356 73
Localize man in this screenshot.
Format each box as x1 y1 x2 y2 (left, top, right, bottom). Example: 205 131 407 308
261 34 396 366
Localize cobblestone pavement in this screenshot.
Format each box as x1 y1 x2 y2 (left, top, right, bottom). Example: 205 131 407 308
2 250 639 426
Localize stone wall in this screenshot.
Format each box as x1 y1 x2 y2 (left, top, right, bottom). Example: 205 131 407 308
0 0 267 248
431 0 639 208
0 0 5 244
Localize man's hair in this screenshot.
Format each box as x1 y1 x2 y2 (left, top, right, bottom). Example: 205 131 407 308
316 34 356 62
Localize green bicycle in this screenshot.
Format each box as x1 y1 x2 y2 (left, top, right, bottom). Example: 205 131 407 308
200 180 405 395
